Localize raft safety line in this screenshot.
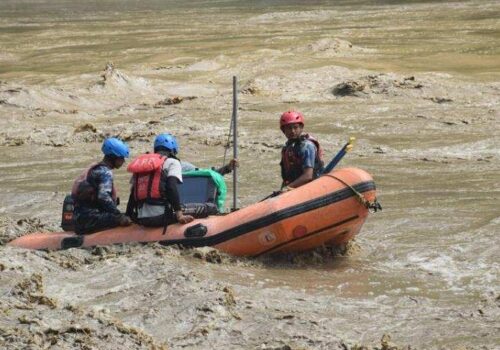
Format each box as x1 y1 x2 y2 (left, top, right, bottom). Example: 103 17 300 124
324 174 381 212
158 180 376 248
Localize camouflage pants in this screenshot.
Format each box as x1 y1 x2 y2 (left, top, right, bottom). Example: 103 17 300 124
74 207 122 235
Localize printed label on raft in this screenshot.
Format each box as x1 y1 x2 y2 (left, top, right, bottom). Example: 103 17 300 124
259 231 276 245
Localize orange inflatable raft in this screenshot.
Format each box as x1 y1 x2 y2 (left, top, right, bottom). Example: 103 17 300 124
8 167 379 256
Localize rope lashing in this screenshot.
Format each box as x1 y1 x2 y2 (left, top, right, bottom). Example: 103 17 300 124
323 174 382 213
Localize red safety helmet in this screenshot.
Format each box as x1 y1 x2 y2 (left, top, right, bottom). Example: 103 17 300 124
280 110 304 130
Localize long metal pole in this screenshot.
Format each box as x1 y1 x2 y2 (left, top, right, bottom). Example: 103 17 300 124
232 76 238 210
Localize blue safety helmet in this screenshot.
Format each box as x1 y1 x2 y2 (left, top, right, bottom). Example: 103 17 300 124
101 137 130 158
154 133 179 154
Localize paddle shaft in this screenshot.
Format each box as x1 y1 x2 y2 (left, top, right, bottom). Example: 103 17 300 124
321 137 355 174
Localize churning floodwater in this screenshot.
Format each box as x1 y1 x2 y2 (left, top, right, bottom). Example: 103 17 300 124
0 1 499 349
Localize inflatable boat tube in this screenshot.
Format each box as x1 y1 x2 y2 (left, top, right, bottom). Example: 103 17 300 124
8 167 377 257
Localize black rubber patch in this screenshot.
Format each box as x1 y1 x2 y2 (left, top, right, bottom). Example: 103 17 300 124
61 235 84 249
185 223 208 238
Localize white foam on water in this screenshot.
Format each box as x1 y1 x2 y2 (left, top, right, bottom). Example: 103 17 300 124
186 59 222 72
401 137 500 159
247 10 338 24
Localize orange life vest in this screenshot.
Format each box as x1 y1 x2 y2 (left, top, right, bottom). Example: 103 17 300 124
280 134 324 185
127 153 167 204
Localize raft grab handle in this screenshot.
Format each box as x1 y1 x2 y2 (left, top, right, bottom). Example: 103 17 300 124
184 223 208 238
61 235 84 250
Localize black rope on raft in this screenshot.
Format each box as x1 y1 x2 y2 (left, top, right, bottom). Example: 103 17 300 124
323 174 382 212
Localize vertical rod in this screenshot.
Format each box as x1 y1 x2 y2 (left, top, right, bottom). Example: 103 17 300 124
232 76 238 210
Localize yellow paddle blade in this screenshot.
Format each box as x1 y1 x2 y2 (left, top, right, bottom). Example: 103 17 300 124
346 137 356 152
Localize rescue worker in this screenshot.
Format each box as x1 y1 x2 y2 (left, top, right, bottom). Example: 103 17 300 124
72 137 132 234
279 110 324 190
126 133 195 227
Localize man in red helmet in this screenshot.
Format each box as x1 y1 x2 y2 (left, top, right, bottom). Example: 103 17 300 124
279 110 324 190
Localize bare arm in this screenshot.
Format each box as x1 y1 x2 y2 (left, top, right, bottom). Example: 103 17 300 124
216 159 238 175
286 167 314 189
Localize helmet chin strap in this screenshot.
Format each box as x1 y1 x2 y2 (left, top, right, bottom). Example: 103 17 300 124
102 155 123 169
155 147 175 157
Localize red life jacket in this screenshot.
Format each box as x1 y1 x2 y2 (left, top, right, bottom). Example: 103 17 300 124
280 134 325 185
71 162 117 204
127 153 167 204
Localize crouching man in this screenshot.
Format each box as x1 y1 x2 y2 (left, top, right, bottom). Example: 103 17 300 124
126 133 194 228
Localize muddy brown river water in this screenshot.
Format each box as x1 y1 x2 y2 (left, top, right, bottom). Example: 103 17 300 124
0 1 499 349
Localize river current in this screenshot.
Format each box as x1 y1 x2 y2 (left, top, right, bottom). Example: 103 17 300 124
0 1 499 349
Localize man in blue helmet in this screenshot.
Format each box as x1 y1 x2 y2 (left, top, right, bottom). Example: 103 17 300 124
71 137 133 234
126 133 195 228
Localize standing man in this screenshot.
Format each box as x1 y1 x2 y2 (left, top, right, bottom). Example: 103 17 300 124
279 110 324 191
72 137 132 234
